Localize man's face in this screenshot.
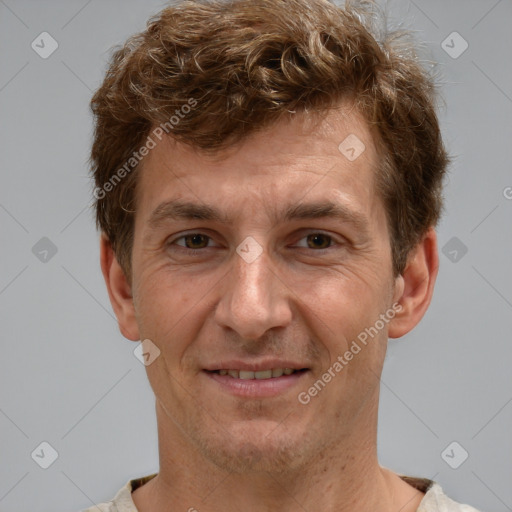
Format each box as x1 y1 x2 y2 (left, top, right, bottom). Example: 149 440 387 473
128 106 403 473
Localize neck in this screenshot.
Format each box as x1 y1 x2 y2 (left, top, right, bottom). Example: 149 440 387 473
132 398 424 512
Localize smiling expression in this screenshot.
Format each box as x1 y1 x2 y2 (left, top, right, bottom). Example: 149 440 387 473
121 105 403 472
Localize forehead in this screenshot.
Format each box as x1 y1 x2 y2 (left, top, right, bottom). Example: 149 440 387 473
135 105 380 224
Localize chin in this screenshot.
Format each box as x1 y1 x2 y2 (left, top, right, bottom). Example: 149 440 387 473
192 420 316 474
201 438 301 474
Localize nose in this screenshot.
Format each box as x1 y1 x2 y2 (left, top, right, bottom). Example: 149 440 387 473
214 245 293 341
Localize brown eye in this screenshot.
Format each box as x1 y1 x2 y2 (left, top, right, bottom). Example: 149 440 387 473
306 233 332 249
182 234 210 249
167 232 222 257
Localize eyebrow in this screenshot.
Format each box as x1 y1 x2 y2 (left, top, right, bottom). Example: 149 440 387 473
147 199 370 234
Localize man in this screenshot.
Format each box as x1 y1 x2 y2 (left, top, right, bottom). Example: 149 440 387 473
85 0 480 510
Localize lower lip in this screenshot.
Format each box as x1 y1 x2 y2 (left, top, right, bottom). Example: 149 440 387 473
202 370 309 398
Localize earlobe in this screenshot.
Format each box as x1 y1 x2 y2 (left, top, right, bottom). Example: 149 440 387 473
99 234 140 341
388 227 439 339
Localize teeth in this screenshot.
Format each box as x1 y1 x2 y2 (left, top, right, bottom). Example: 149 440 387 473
255 369 272 379
215 368 300 379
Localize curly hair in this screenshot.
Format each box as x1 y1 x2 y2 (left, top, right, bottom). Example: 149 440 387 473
90 0 449 277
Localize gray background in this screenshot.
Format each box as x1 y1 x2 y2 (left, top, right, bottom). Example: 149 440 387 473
0 0 511 511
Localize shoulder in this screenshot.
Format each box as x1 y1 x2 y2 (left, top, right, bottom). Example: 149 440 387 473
417 481 481 512
399 475 481 512
78 473 157 512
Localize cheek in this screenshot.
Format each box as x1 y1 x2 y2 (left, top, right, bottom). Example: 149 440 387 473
132 263 224 373
296 268 389 362
132 267 193 344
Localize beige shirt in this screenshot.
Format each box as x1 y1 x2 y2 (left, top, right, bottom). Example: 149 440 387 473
82 474 481 512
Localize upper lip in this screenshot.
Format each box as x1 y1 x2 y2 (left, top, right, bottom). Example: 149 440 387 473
203 359 309 372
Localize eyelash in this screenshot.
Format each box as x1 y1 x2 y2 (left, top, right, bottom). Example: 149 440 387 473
167 231 341 255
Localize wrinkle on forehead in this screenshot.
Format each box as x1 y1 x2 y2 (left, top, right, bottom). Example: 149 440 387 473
135 103 382 236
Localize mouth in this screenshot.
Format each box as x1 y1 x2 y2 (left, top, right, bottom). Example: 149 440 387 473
206 368 307 379
202 367 310 398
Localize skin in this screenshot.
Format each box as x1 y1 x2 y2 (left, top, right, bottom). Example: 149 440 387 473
101 104 439 512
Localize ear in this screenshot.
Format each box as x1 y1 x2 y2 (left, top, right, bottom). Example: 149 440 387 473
99 234 140 341
388 227 439 339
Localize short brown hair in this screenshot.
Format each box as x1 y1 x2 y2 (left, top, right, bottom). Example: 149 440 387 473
90 0 449 277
